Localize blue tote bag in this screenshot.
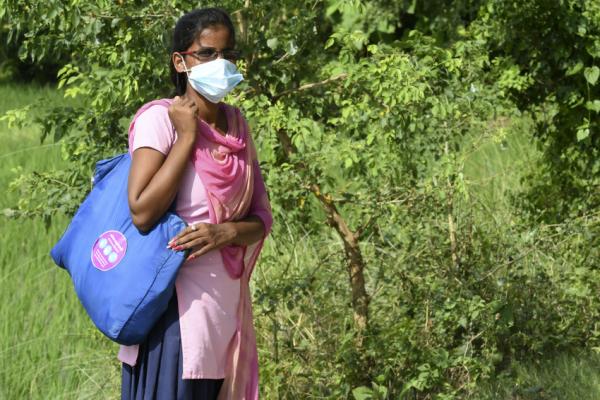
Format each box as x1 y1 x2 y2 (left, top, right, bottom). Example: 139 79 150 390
50 152 188 345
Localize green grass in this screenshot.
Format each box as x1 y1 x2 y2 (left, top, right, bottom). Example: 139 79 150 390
475 351 600 400
0 83 120 400
462 117 540 222
460 123 600 400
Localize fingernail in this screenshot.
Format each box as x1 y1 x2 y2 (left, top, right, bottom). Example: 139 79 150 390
187 254 195 261
175 245 184 251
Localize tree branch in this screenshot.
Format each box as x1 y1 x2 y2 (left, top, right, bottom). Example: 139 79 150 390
272 73 348 101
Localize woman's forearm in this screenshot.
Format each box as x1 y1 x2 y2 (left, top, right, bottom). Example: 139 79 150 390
223 215 266 246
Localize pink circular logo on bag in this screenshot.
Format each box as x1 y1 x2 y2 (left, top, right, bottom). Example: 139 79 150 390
91 230 127 271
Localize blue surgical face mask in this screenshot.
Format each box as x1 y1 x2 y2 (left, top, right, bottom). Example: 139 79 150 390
181 57 244 103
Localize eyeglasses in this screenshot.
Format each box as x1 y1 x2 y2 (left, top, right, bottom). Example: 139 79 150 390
179 48 241 62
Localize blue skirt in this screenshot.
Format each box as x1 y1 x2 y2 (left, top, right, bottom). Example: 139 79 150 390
121 290 223 400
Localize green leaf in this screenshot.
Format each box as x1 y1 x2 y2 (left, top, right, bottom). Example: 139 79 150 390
324 37 335 49
266 38 278 50
585 100 600 113
576 128 590 141
584 66 599 85
352 386 373 400
565 61 583 76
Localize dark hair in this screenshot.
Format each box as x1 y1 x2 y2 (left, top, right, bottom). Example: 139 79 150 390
170 8 236 96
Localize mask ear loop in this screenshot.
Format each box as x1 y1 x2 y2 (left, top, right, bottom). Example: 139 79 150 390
180 55 191 74
175 53 191 96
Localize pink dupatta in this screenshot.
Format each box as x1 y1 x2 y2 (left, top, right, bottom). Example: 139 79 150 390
126 98 272 399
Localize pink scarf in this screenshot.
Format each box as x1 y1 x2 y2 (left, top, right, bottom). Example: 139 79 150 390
128 98 271 399
191 102 256 279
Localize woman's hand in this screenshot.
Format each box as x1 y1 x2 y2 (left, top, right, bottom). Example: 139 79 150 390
168 95 198 142
168 223 237 261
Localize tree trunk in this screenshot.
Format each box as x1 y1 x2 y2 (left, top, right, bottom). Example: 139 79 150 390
310 185 370 335
275 129 370 338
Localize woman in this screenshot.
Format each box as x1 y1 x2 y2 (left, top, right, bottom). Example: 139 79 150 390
119 7 272 400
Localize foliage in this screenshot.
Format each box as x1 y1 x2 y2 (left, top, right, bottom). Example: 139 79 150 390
471 0 600 221
1 0 599 398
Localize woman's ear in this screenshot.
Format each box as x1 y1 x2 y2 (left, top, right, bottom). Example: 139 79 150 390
172 53 187 73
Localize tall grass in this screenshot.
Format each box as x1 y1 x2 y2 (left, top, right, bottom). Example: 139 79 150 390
462 118 539 223
459 123 600 399
0 83 120 400
476 351 600 400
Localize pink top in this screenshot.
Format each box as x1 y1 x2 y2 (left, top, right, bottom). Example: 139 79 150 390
117 103 261 380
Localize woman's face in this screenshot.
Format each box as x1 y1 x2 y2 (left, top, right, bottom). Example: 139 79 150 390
173 24 235 73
